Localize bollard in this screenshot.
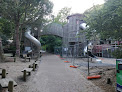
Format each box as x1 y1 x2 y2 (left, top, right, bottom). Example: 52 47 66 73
35 64 37 69
107 78 111 84
33 63 35 71
14 57 16 62
28 72 31 76
0 84 2 92
25 56 26 62
2 69 6 78
90 57 92 62
29 58 30 62
28 65 32 68
23 70 26 81
8 81 13 92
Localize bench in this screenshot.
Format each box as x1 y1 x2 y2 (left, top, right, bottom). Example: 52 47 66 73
0 78 17 92
24 56 31 62
29 61 39 69
21 68 33 75
21 68 33 81
0 78 17 88
23 54 31 62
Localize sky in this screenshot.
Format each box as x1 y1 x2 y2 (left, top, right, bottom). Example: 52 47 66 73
50 0 105 15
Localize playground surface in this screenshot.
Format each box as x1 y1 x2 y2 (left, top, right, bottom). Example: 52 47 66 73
0 52 116 92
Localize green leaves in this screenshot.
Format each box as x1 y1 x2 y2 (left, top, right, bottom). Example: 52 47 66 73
83 0 122 40
53 7 71 25
40 35 62 52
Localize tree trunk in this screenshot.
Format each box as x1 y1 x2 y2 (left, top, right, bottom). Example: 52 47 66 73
0 38 4 62
15 23 20 57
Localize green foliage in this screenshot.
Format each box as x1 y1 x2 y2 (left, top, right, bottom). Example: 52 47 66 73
0 0 53 27
40 35 62 52
83 0 122 40
0 18 14 45
112 48 122 59
0 0 53 56
0 18 14 38
53 7 71 25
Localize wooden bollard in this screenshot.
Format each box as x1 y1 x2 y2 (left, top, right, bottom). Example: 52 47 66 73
25 56 27 62
107 78 111 84
33 63 35 71
2 69 6 78
28 65 32 68
35 64 37 69
14 57 16 62
23 70 26 81
29 58 30 62
0 84 2 91
90 57 92 62
8 81 13 92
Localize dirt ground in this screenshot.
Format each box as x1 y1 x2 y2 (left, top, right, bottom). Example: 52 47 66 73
74 57 116 92
0 53 116 92
90 66 116 92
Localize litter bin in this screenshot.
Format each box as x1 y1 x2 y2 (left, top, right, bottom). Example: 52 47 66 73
116 59 122 92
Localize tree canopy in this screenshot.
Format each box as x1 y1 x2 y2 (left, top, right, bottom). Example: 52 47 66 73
0 0 53 56
53 7 71 25
83 0 122 40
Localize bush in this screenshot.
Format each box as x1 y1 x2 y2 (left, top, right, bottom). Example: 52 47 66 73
112 48 122 59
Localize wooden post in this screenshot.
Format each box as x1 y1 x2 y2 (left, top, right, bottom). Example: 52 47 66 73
33 63 35 71
25 56 26 62
29 58 30 62
107 78 111 84
28 65 31 68
2 69 6 78
8 81 13 92
90 57 92 62
14 57 16 62
35 64 37 69
23 70 26 81
0 84 2 92
28 72 31 76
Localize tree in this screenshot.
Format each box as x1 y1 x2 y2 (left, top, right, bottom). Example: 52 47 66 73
83 0 122 40
40 35 62 53
0 37 4 62
0 0 53 56
83 4 104 40
53 7 71 25
0 18 14 45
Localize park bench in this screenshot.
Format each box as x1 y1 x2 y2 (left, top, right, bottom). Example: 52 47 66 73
23 54 31 62
29 61 39 69
21 68 33 81
21 68 33 75
0 78 17 88
0 78 17 92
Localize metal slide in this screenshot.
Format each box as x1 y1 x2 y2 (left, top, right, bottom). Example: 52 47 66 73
80 23 96 58
25 27 41 58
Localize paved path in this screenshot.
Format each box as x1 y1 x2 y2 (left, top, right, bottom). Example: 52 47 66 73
27 53 104 92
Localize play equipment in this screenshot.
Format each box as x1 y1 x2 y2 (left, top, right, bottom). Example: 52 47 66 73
116 59 122 92
25 27 41 58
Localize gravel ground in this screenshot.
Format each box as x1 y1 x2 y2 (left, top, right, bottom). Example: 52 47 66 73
0 53 116 92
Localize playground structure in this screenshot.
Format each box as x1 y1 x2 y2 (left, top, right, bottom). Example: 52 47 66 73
32 13 122 60
23 27 41 59
22 13 122 60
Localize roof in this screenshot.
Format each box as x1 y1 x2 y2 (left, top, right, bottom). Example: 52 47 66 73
67 13 83 19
